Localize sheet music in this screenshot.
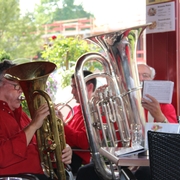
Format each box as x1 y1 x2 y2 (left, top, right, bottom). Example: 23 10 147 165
114 145 145 157
142 80 174 103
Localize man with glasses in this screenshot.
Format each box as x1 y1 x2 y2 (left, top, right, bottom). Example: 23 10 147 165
0 60 72 180
137 63 177 123
134 63 178 180
76 64 178 180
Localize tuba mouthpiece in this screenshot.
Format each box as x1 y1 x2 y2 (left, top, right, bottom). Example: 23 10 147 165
18 95 25 101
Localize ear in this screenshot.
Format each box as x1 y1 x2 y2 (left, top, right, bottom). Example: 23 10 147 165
87 83 93 92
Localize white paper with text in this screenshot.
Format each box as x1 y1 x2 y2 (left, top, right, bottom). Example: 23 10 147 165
142 80 174 103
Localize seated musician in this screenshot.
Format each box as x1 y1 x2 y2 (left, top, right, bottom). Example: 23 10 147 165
56 70 97 175
76 64 178 180
0 60 72 180
76 84 129 180
134 64 178 180
138 63 177 124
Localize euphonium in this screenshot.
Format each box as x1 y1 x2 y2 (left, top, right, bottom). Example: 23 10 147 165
74 24 150 179
4 61 67 180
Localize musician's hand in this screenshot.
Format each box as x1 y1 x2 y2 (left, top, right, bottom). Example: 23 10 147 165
54 105 66 126
31 103 50 130
54 105 63 120
24 103 49 145
141 94 166 122
62 144 72 164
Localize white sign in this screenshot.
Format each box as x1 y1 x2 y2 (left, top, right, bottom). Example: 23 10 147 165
145 123 180 149
146 2 175 34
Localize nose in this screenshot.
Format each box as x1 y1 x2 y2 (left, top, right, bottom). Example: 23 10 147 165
71 87 75 95
19 87 23 93
138 74 144 82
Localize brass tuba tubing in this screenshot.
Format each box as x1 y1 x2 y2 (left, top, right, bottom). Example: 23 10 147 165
34 90 66 180
56 97 74 111
55 97 74 124
74 24 150 179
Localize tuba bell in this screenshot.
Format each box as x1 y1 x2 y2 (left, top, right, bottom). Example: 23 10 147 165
4 61 68 180
74 24 150 179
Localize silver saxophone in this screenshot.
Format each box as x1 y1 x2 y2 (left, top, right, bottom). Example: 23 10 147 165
74 24 150 179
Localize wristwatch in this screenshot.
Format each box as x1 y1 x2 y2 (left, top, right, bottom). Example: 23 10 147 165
162 118 168 123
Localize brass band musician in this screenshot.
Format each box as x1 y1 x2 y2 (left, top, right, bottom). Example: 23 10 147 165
76 64 178 180
134 63 178 180
56 70 97 175
0 60 72 180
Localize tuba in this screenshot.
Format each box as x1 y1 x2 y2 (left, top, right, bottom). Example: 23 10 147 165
74 24 150 179
4 61 69 180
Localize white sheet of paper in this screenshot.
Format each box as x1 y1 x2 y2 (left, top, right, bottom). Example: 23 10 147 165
145 123 180 149
114 145 145 157
142 80 174 103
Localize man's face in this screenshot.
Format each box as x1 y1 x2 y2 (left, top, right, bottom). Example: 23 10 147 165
0 78 23 110
71 78 93 103
71 78 80 103
137 64 152 83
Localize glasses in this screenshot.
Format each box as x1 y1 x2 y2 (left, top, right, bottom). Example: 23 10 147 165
71 84 77 89
139 73 151 79
4 81 21 90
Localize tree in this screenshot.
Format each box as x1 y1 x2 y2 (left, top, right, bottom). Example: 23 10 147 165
35 0 94 24
0 0 43 59
53 0 93 21
42 35 101 88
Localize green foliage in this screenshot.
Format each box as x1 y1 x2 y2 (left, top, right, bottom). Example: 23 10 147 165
128 30 138 58
53 0 93 21
21 100 30 117
0 0 43 59
35 0 94 24
42 35 101 87
0 50 11 61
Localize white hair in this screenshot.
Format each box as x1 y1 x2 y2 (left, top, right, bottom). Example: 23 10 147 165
149 66 156 80
137 63 156 80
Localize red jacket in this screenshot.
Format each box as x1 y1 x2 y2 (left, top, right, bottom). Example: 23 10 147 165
144 103 177 123
0 100 43 175
64 105 90 164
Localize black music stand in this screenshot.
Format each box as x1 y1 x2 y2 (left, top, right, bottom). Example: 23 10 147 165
148 130 180 180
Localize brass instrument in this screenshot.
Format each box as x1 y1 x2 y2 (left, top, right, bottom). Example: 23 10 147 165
55 97 74 124
4 61 67 180
74 24 150 179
